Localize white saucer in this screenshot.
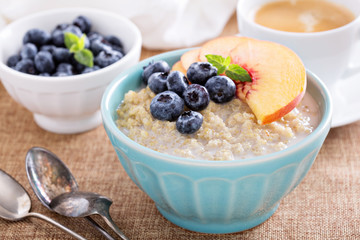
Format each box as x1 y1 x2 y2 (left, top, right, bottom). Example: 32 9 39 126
329 40 360 128
330 76 360 128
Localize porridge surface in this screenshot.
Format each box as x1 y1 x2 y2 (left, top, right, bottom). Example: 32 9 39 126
117 87 319 161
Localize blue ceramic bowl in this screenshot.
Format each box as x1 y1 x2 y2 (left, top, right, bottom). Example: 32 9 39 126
101 49 332 234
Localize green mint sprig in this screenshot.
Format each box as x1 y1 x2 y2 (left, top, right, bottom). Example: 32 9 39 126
64 32 94 68
205 54 252 82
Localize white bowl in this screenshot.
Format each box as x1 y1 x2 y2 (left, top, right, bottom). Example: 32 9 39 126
0 8 142 134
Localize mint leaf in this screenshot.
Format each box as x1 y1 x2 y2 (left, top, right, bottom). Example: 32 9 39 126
64 33 94 67
69 34 86 53
205 54 230 74
64 32 80 49
225 64 252 82
74 49 94 68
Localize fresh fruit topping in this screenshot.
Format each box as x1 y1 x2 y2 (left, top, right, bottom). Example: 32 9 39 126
150 91 184 121
52 47 71 63
52 24 83 47
205 54 252 83
82 65 100 74
198 36 248 62
229 37 306 124
104 35 124 53
23 28 51 46
34 51 55 74
148 72 169 94
225 64 252 83
176 110 203 134
20 43 38 60
14 59 37 75
95 49 123 68
73 16 92 34
64 32 94 67
90 38 112 56
7 55 21 68
40 45 56 54
166 71 189 97
55 63 74 76
186 62 217 85
183 84 210 111
205 75 236 103
171 61 187 75
142 60 170 84
180 48 200 70
8 16 125 76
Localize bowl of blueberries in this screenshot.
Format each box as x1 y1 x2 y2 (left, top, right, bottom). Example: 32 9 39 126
0 8 142 134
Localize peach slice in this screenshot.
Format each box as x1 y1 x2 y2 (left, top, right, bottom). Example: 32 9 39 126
171 61 187 75
230 38 306 124
180 48 200 71
198 36 250 62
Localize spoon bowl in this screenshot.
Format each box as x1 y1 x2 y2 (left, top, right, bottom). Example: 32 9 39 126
50 191 129 240
25 147 78 209
0 169 86 240
0 170 31 221
26 147 117 240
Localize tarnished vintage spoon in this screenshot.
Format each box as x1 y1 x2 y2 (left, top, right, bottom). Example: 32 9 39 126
25 147 115 240
0 169 86 240
50 191 129 240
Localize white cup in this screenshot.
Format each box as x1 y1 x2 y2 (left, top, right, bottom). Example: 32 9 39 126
237 0 360 90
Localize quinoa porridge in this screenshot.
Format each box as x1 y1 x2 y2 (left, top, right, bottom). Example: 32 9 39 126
116 86 320 161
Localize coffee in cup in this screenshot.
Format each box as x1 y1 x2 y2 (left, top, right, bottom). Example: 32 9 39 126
254 0 355 33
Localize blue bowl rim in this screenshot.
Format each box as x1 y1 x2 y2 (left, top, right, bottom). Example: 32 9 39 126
101 48 333 167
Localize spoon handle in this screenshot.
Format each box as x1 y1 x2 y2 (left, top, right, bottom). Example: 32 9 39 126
27 212 87 240
85 216 115 240
100 212 129 240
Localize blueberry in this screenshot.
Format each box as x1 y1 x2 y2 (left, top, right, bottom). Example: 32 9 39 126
95 49 123 68
166 71 189 97
40 45 56 54
183 84 210 111
150 91 184 121
104 35 122 48
187 62 217 85
87 32 103 43
90 39 112 56
82 65 100 74
14 59 37 75
20 43 38 60
34 51 55 73
205 76 236 103
51 23 69 46
176 111 203 134
52 24 88 47
53 23 70 31
70 56 86 73
56 63 73 75
23 28 51 46
53 47 71 63
148 72 169 94
7 55 21 68
104 35 124 53
142 60 170 84
73 15 92 34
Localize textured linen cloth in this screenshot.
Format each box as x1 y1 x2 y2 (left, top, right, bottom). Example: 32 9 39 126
0 0 237 49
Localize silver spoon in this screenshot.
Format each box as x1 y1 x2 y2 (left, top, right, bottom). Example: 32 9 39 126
0 169 86 240
25 147 115 240
50 191 129 240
